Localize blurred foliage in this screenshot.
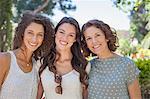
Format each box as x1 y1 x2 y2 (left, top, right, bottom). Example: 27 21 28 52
0 0 13 52
112 0 150 43
0 0 76 51
135 59 150 95
12 0 76 22
141 32 150 49
117 38 132 56
117 37 150 59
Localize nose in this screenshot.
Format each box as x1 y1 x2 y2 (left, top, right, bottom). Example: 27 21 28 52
92 38 97 44
61 35 68 41
31 35 37 42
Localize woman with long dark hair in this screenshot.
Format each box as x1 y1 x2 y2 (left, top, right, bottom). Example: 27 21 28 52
37 17 88 99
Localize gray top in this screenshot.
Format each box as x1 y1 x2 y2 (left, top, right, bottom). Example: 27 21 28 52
88 55 140 99
0 51 38 99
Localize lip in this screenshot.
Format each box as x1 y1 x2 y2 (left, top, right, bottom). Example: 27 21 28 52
93 45 100 49
60 40 68 45
92 44 102 51
29 42 38 46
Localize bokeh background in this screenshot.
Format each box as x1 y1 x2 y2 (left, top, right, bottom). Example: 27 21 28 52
0 0 149 98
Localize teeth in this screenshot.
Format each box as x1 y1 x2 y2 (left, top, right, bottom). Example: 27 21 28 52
93 45 100 49
29 42 37 46
60 41 67 45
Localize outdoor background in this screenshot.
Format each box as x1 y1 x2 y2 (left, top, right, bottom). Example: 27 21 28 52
0 0 150 98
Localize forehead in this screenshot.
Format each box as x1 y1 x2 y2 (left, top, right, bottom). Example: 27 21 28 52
26 22 44 31
58 23 76 33
84 26 104 36
27 22 43 28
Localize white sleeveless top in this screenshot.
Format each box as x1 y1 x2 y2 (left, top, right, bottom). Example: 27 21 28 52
41 67 82 99
0 51 38 99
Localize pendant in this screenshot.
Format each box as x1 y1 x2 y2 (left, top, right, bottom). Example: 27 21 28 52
27 63 30 67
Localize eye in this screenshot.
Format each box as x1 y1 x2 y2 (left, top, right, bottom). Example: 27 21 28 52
38 33 44 37
59 31 64 34
27 31 33 35
86 37 91 41
69 34 75 37
96 34 101 37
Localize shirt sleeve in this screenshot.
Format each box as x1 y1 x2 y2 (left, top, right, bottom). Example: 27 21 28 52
125 58 140 85
85 62 91 74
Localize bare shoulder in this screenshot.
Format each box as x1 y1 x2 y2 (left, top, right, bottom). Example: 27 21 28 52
0 52 11 87
0 52 11 61
0 52 11 70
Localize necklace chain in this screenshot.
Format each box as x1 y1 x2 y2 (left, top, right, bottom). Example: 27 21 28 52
16 49 32 67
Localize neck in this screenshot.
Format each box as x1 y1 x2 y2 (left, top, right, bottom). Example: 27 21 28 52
97 50 114 59
15 48 33 63
56 49 72 62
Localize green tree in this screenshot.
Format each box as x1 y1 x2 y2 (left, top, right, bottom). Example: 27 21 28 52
112 0 150 42
0 0 13 52
0 0 76 51
13 0 76 22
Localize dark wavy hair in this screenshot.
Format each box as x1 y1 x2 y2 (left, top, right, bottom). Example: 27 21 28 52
39 17 88 89
81 19 119 57
13 11 55 60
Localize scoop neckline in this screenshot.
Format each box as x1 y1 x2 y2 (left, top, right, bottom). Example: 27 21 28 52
11 51 34 74
95 54 120 61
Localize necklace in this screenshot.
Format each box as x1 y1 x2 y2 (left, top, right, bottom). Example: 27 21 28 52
23 57 31 67
26 63 30 67
15 48 32 67
16 56 31 67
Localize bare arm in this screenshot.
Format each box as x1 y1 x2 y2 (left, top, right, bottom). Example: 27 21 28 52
82 85 88 99
0 53 10 91
128 79 142 99
36 80 44 99
82 62 90 99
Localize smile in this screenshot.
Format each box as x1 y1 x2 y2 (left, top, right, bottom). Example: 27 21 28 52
29 42 38 46
93 45 100 49
60 41 68 45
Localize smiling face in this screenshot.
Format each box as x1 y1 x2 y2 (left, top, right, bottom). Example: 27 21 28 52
22 22 44 52
83 26 109 55
55 23 76 51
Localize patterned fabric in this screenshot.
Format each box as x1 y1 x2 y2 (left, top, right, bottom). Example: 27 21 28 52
88 55 140 99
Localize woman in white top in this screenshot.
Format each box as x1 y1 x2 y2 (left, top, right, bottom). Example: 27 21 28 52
37 17 88 99
0 11 54 99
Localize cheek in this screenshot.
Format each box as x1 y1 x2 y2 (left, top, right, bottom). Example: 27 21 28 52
86 41 92 49
55 36 59 43
71 38 76 43
55 34 62 41
38 37 44 45
40 39 43 43
23 36 28 44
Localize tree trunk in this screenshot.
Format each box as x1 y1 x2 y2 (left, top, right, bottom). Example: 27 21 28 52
33 0 50 13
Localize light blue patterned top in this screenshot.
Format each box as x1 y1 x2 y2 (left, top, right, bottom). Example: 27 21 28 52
88 55 140 99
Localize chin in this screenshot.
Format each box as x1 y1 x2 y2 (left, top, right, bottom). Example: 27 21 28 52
27 46 39 52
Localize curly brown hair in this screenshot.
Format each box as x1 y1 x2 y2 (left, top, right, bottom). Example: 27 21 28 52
13 11 55 60
81 19 119 57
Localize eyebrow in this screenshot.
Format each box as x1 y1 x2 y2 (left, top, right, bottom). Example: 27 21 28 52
58 29 65 32
58 29 76 35
69 32 76 35
27 30 33 32
27 30 44 34
95 32 102 34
